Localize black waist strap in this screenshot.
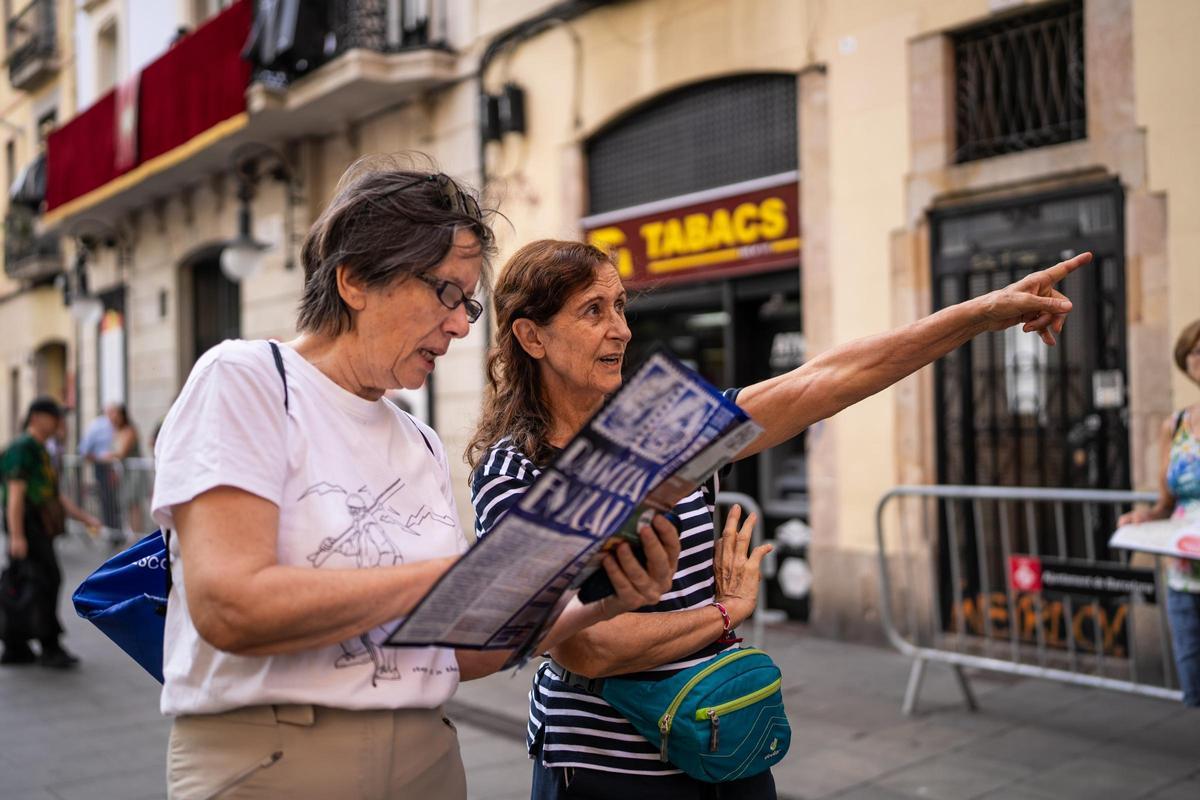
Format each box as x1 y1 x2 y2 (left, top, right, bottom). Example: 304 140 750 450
547 658 605 695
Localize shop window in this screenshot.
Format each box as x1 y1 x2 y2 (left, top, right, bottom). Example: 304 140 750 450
953 0 1085 163
586 74 797 215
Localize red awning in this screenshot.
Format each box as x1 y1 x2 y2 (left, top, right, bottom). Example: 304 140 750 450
45 0 252 212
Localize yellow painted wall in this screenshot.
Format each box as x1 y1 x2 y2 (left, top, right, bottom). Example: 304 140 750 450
0 0 77 435
1134 0 1200 407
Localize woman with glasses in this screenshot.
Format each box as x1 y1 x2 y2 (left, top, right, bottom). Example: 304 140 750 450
151 160 681 800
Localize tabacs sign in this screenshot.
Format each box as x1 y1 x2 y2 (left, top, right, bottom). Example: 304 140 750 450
583 172 800 287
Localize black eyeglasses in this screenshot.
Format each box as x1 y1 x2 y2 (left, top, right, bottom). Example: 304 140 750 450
415 272 484 323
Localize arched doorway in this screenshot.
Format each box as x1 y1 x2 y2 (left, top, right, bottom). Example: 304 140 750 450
33 340 67 402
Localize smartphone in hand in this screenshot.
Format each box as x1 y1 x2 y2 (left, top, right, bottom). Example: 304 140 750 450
577 511 680 604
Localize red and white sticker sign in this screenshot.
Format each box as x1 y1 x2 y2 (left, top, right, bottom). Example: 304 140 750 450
1009 555 1043 592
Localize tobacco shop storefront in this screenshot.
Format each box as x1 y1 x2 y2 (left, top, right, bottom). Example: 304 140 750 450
583 74 812 618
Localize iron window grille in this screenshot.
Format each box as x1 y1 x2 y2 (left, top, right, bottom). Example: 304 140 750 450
953 0 1085 164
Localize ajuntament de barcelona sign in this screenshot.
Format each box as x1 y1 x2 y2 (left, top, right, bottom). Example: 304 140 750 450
582 171 800 287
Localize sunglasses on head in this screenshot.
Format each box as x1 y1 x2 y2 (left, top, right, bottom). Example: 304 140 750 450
395 172 485 224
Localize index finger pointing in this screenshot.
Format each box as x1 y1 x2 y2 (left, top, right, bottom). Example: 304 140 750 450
1040 251 1092 285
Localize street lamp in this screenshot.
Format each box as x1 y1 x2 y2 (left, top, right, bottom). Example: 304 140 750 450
219 173 270 281
63 220 123 325
221 143 297 282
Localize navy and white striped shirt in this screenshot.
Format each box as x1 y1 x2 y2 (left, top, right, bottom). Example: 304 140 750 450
470 411 740 775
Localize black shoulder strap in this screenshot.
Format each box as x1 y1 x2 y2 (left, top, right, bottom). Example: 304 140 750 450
268 341 290 412
417 425 434 456
1168 410 1186 442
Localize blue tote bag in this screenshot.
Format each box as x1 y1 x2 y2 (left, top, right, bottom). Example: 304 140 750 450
72 530 171 682
72 341 290 683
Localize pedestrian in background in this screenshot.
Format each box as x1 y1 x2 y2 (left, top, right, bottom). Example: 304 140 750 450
78 405 121 542
1119 318 1200 706
2 398 101 668
101 404 147 538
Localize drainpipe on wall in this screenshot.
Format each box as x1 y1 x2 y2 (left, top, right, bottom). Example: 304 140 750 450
473 0 615 358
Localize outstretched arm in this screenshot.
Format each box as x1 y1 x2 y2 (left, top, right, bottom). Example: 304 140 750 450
734 252 1092 458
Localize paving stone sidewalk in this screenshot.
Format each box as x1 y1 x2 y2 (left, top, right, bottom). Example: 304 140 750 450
2 535 1197 799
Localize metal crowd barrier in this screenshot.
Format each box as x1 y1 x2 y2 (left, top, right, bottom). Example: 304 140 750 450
59 453 157 544
715 491 767 648
875 485 1180 715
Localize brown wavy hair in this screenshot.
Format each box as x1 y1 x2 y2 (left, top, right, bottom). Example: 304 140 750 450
466 240 616 470
1175 319 1200 381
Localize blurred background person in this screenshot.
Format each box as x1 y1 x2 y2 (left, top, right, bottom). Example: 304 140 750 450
1119 319 1200 706
100 404 147 540
78 404 121 544
2 398 102 668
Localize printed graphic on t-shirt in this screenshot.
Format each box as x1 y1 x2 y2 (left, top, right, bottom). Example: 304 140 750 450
298 476 455 685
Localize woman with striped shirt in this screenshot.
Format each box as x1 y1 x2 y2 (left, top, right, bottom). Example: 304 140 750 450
467 240 1090 799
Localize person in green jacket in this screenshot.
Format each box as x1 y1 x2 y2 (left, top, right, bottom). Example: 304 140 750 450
2 397 101 668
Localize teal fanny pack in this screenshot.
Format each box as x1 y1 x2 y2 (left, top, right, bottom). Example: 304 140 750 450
552 647 791 783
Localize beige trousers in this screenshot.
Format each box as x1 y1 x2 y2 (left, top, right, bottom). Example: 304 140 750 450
167 704 466 800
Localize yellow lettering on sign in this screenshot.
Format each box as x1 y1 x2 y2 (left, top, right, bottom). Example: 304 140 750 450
634 194 795 275
587 227 634 279
707 208 736 249
732 202 759 244
639 221 665 261
660 218 686 258
684 213 709 253
759 197 788 239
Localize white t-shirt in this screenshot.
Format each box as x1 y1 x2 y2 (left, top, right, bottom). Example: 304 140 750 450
151 340 468 716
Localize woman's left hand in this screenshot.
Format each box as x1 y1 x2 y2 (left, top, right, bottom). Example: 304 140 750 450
976 251 1093 346
599 513 681 616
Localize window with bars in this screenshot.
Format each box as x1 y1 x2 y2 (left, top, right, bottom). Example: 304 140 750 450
953 0 1085 164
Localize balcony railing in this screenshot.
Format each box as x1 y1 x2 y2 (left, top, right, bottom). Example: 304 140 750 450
335 0 436 53
44 1 253 216
6 0 57 89
4 205 61 282
248 0 441 85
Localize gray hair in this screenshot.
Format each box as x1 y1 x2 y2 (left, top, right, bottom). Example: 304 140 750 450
297 155 496 337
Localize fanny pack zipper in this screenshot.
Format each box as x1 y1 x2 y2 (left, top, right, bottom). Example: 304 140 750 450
657 648 764 762
697 677 782 752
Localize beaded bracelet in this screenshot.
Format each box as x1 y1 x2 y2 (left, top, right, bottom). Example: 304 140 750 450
712 600 732 635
